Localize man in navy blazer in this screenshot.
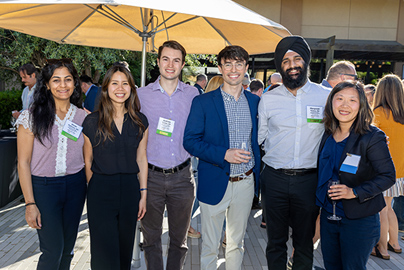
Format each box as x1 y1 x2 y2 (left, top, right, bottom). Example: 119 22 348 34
80 75 101 112
183 45 260 270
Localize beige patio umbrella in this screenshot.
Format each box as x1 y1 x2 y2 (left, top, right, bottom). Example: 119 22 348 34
0 0 290 86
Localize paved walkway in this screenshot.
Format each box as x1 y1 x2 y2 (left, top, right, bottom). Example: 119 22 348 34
1 196 404 269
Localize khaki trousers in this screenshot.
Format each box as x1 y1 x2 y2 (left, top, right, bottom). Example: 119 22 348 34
200 174 254 270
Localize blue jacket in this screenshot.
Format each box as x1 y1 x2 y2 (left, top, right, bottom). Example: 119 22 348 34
194 83 204 95
318 126 395 219
84 85 101 112
183 87 260 205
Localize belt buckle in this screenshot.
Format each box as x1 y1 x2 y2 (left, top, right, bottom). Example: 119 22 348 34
163 168 175 176
231 175 245 182
283 170 296 176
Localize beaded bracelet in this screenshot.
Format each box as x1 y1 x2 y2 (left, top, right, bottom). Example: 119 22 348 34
140 188 148 191
25 202 36 207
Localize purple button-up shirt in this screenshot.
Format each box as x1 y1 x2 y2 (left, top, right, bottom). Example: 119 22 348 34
138 77 199 169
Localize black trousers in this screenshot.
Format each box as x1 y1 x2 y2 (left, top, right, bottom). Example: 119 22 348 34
33 170 86 270
87 173 140 270
261 165 319 270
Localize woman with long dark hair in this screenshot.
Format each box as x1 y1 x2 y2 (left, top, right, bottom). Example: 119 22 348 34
316 81 395 269
82 64 148 269
371 74 404 259
16 59 87 269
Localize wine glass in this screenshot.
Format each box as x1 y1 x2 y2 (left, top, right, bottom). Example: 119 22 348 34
327 179 342 221
10 116 17 133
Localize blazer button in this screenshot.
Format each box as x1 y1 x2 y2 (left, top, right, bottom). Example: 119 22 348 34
226 172 229 176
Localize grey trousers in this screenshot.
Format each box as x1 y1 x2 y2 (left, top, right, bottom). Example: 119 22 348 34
141 164 195 270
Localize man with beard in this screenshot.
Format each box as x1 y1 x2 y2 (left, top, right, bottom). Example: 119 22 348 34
258 36 330 270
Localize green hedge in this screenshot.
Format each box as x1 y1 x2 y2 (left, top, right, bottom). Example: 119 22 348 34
0 90 22 129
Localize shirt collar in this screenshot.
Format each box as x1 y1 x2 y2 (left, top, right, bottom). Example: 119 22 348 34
321 79 332 89
28 83 37 92
85 84 95 96
153 76 181 94
299 79 312 93
281 79 312 96
220 86 245 101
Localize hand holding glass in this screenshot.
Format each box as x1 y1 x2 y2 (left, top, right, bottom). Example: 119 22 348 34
10 116 16 133
327 180 342 221
236 142 250 176
240 142 251 162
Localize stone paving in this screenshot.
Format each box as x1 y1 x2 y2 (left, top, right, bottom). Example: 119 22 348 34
1 196 404 270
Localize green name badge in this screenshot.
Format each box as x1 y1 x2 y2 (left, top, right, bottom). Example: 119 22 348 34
156 129 172 137
156 117 175 137
61 119 83 141
307 118 322 123
307 105 324 123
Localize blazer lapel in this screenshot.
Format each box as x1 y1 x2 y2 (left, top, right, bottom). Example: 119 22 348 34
244 91 256 126
212 88 230 147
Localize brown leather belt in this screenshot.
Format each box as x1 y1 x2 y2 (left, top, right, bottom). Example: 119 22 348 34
229 168 253 182
148 159 190 175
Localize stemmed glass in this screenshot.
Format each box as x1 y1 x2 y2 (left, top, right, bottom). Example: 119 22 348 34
327 179 342 221
10 116 17 133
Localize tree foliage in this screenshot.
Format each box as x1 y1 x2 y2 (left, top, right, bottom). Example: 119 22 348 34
0 29 216 88
0 29 154 85
183 54 217 79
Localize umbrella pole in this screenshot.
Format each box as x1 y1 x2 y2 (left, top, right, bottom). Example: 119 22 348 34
140 36 148 88
132 36 149 270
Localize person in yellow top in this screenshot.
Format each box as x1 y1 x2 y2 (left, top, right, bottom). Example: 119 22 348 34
371 74 404 259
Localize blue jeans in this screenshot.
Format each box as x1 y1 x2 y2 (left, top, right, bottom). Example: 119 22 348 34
320 210 379 270
393 196 404 231
32 170 87 270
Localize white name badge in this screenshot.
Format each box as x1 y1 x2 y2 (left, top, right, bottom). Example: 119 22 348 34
307 106 324 123
156 117 175 137
61 120 83 142
340 153 361 174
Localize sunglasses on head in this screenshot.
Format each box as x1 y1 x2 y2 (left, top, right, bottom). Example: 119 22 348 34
340 73 358 80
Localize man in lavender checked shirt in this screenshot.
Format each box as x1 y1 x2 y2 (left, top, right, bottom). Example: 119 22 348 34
137 40 199 270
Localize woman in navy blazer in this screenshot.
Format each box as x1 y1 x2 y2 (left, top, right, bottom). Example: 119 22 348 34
316 81 395 270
